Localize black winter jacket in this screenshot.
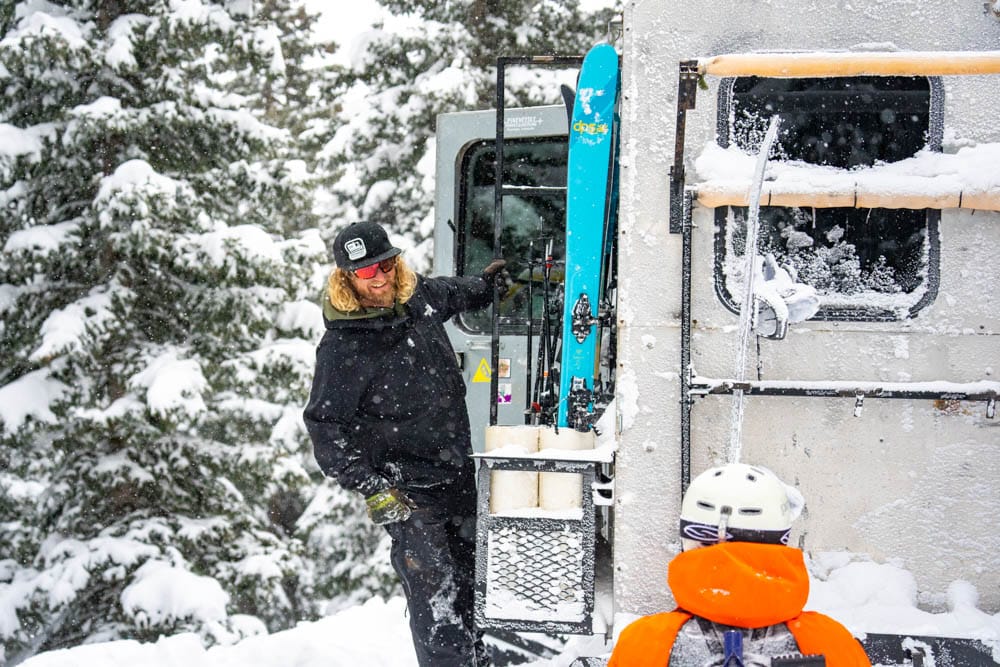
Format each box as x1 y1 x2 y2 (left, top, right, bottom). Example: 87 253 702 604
303 274 492 502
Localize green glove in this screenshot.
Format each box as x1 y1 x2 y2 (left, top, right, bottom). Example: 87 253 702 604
365 488 416 525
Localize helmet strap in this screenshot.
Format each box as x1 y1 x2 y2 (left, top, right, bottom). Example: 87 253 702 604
717 505 733 543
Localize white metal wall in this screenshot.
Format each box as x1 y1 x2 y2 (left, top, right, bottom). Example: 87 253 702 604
614 0 1000 618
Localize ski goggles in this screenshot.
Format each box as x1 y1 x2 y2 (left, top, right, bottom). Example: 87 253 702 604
352 257 397 280
680 519 790 547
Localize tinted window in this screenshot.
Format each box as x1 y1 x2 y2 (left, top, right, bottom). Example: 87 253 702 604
457 137 567 332
715 76 942 320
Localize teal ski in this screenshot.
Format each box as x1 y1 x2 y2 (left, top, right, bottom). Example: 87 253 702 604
557 43 620 429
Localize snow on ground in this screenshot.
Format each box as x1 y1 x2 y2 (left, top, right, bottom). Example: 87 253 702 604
18 555 1000 667
19 597 417 667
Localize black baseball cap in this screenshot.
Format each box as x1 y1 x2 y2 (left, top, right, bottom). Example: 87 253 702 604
332 222 402 271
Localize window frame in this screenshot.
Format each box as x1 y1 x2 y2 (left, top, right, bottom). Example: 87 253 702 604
453 135 569 335
712 75 945 321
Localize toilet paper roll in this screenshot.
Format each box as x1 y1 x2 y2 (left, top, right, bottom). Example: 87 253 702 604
538 428 595 510
485 425 540 513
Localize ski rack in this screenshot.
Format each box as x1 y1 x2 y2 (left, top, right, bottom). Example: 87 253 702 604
473 451 614 636
524 238 563 425
479 54 620 641
489 55 584 427
671 51 1000 492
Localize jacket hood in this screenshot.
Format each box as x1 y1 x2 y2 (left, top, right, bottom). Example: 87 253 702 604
667 542 809 628
323 295 407 323
322 288 413 331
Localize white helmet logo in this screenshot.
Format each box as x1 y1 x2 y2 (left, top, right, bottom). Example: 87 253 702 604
345 238 366 260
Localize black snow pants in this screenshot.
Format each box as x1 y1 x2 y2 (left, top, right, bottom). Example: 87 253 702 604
385 489 486 667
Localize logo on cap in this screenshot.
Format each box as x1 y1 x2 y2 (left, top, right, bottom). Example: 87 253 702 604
345 238 366 260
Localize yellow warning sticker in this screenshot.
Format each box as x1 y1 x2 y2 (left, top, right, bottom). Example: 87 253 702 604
472 358 491 383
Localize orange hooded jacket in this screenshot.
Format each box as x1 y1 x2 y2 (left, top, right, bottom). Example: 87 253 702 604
607 542 871 667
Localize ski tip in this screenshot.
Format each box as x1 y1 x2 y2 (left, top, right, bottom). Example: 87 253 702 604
587 42 617 54
584 42 619 62
560 84 576 122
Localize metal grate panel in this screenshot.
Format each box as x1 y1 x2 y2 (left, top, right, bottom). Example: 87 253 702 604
484 524 585 622
474 455 603 635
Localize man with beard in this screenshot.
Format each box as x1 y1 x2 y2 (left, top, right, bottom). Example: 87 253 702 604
304 221 507 667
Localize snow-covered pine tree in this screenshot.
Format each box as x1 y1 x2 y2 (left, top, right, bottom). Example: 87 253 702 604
317 0 622 267
235 0 404 613
239 0 342 156
0 1 336 660
295 479 398 613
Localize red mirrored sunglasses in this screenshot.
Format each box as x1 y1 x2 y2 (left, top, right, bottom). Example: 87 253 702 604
352 257 397 280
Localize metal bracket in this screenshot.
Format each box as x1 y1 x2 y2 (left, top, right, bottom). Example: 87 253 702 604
670 60 702 233
677 59 702 111
689 377 1000 419
592 478 615 506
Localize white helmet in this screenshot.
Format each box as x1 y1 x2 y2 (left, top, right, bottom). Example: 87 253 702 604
679 463 804 551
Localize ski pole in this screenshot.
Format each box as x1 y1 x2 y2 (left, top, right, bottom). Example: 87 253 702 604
524 241 535 423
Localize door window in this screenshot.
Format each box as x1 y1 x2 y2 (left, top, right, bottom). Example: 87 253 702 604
457 137 568 332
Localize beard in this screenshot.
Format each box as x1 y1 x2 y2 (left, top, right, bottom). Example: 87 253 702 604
353 274 396 308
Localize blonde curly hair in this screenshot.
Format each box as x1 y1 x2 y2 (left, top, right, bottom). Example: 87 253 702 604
327 255 418 312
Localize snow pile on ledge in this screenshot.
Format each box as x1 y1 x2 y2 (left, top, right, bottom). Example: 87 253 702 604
694 142 1000 209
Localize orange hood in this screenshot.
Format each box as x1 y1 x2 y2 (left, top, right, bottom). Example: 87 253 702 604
668 542 810 628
